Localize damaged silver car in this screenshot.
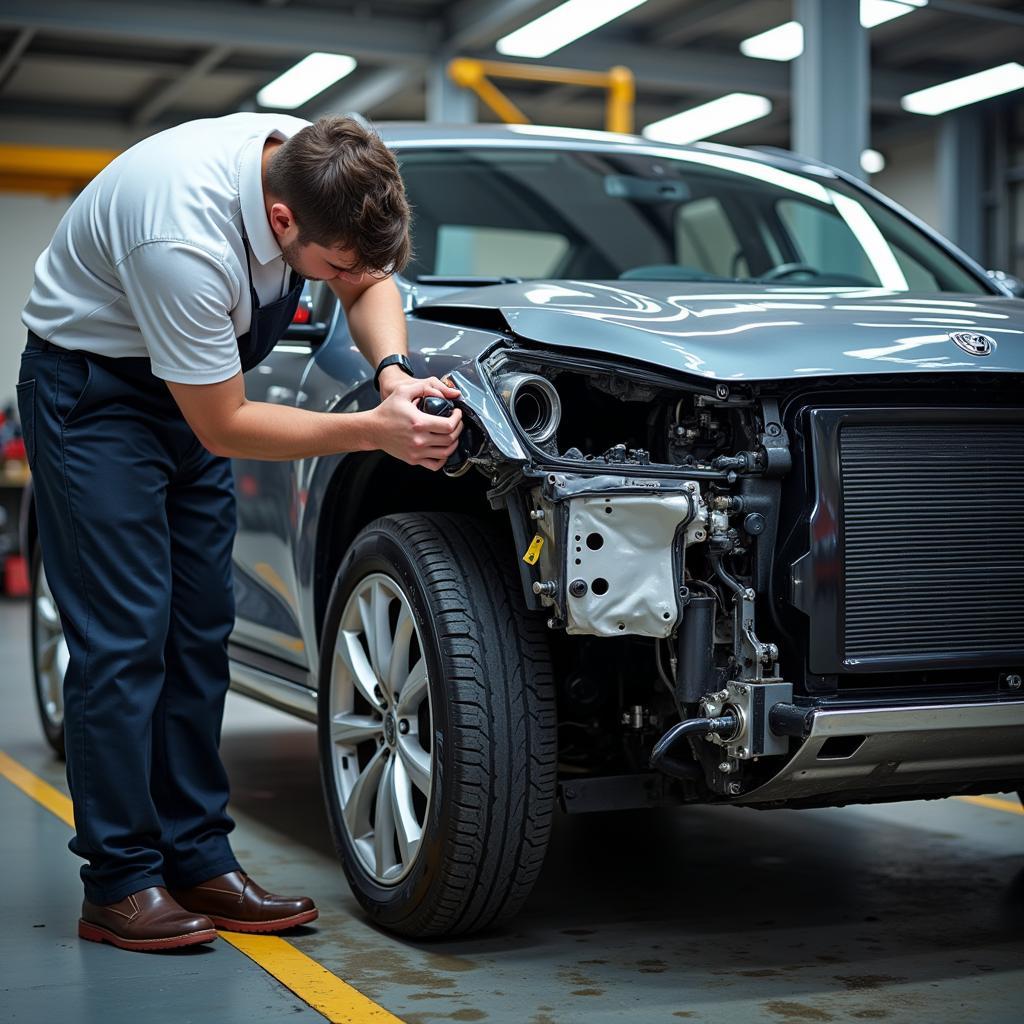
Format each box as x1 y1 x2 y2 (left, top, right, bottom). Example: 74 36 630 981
27 125 1024 938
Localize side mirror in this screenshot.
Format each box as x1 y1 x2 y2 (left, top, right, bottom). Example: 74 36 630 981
986 269 1024 297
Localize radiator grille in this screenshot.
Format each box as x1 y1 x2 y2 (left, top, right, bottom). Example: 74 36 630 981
840 422 1024 664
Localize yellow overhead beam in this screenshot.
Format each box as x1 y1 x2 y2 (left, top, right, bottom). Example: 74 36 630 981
447 58 635 135
0 144 119 196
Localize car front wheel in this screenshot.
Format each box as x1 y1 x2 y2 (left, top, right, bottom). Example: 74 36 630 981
317 512 557 937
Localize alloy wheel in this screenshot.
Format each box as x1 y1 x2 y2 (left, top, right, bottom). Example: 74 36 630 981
33 560 67 731
328 573 432 885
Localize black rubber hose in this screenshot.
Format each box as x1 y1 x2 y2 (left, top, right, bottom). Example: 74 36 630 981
649 713 739 774
709 552 747 599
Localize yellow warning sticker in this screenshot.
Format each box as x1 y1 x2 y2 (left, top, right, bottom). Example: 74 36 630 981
522 534 544 565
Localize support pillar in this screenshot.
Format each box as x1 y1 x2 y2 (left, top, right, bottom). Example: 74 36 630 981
792 0 868 176
938 110 984 261
426 58 475 124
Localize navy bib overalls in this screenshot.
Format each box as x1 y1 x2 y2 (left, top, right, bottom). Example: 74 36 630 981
17 235 302 904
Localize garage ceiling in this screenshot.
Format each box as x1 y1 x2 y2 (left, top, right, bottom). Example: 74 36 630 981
0 0 1022 151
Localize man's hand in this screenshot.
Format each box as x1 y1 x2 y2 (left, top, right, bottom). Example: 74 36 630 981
377 363 456 402
368 378 463 471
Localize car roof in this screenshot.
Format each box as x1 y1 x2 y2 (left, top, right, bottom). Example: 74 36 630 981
374 121 840 179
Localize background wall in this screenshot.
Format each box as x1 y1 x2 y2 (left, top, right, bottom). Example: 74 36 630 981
1 193 70 411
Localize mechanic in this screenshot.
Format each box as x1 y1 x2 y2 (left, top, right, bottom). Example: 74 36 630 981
17 113 462 952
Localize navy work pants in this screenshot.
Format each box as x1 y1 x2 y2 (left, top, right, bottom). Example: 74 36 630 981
17 337 241 904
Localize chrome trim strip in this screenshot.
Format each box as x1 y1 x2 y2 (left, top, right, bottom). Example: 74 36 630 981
229 661 318 723
738 698 1024 804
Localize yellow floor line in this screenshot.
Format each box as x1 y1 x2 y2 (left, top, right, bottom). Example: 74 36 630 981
222 933 404 1023
0 750 74 827
0 748 405 1024
957 794 1024 816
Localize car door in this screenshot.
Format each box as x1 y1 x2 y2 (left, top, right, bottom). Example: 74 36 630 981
229 282 335 670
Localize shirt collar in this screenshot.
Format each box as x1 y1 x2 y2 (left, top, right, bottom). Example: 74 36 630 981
239 129 287 266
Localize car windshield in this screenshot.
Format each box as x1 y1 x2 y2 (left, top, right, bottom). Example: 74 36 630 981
397 144 986 293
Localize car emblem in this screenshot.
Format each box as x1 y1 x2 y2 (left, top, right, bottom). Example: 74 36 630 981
949 331 994 356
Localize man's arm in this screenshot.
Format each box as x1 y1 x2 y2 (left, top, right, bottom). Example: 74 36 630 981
328 275 447 397
166 372 461 467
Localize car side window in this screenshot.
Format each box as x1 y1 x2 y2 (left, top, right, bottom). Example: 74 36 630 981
675 197 746 277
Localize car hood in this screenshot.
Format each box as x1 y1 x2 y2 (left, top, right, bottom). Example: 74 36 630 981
414 280 1024 381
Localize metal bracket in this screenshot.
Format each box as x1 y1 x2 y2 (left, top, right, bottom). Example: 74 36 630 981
701 680 793 761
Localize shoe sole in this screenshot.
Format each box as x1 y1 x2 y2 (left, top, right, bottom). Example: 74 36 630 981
206 908 319 933
78 920 218 951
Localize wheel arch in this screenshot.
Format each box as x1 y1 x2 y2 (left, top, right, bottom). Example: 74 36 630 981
311 454 498 646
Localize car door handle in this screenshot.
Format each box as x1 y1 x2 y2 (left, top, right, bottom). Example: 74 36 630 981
265 386 296 404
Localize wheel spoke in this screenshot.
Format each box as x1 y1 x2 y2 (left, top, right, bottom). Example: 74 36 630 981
331 712 383 748
371 581 394 696
397 735 431 796
387 603 414 697
396 659 428 715
343 746 386 838
391 753 422 864
335 631 379 709
38 633 62 670
36 594 60 629
373 757 397 878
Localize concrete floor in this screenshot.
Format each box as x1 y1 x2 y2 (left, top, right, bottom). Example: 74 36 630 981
1 596 1022 1024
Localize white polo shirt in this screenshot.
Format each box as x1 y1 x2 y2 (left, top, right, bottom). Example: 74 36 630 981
22 112 311 384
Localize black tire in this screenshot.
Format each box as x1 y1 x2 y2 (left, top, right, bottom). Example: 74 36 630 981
30 545 66 758
317 512 557 937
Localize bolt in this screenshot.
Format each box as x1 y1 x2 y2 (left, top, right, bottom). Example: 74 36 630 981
686 481 697 492
398 719 410 734
532 580 557 597
736 746 748 758
744 588 756 601
529 508 545 520
546 617 557 629
1007 674 1022 690
736 686 748 696
569 579 588 598
718 762 732 774
715 384 729 399
727 782 742 796
766 423 782 437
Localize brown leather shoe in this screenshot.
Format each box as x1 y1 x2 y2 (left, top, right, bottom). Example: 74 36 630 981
79 886 218 951
170 871 318 933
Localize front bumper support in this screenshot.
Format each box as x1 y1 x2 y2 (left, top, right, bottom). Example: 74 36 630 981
737 697 1024 805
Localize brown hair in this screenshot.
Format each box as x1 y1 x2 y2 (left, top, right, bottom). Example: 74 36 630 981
265 116 411 275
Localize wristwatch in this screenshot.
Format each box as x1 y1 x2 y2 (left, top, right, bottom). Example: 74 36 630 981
373 353 415 391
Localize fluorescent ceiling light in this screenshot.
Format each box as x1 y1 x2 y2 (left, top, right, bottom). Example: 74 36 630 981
860 148 886 174
257 52 357 109
860 0 925 29
740 22 803 62
496 0 649 59
901 61 1024 115
642 93 772 145
740 1 925 61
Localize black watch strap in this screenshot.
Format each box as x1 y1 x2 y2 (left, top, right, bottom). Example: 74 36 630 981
373 353 414 391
